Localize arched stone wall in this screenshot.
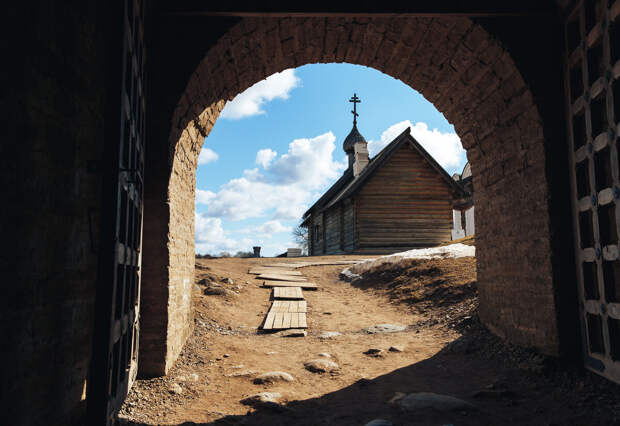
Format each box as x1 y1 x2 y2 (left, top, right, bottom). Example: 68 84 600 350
142 16 561 374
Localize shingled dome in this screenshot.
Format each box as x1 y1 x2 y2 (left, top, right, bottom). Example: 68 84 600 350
343 124 367 153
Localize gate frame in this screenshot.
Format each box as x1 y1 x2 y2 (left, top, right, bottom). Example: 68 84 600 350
87 0 147 423
564 0 620 383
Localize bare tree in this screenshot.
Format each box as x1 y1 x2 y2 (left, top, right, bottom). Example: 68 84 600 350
292 225 308 254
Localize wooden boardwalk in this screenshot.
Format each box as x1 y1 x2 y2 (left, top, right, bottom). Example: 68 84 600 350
262 311 307 330
257 259 369 331
258 273 307 282
273 286 303 299
269 300 307 313
248 268 302 276
262 280 317 290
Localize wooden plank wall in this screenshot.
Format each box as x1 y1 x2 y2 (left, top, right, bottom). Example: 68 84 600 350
311 213 324 256
355 143 453 249
343 201 356 252
325 207 341 254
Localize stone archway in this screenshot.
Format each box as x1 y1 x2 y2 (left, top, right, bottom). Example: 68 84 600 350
140 16 560 375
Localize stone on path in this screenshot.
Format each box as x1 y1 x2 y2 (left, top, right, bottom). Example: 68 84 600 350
304 358 340 373
319 331 342 339
318 353 331 358
241 392 282 406
203 283 237 297
391 392 476 412
364 348 385 357
253 371 295 384
168 383 183 395
364 420 393 426
226 370 257 378
364 324 406 334
274 329 307 337
389 345 405 352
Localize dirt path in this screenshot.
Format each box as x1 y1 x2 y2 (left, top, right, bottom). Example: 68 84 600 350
119 256 620 426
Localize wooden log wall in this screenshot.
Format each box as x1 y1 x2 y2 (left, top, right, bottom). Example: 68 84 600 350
311 213 324 256
355 143 453 249
343 201 355 252
325 207 341 254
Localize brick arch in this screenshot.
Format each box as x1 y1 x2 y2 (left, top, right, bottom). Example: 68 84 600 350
142 16 557 375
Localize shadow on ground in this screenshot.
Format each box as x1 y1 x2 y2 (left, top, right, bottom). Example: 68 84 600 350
120 327 620 426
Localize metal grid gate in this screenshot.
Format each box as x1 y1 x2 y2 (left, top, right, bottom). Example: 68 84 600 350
89 0 146 423
565 0 620 383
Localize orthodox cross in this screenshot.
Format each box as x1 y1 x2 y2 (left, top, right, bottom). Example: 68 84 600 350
349 93 361 126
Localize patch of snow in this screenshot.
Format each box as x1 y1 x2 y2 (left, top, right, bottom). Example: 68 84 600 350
343 243 475 276
339 268 361 281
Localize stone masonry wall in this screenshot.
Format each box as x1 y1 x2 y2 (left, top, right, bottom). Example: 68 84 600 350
1 2 107 424
162 16 561 356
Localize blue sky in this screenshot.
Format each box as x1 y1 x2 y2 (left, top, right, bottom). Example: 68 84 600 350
195 63 467 256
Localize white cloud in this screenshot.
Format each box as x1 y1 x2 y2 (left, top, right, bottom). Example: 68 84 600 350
195 189 216 205
368 120 465 171
201 176 310 221
194 213 253 255
219 69 301 120
198 147 219 165
199 131 346 221
241 220 292 237
267 132 346 189
256 148 278 168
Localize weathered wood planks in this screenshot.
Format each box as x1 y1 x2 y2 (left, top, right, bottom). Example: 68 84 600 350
257 264 318 331
262 280 318 290
261 263 307 268
257 273 307 282
269 300 307 313
249 268 303 276
262 312 307 330
273 286 303 299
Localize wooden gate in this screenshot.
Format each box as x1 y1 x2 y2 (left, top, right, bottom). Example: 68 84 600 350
565 0 620 383
88 0 146 423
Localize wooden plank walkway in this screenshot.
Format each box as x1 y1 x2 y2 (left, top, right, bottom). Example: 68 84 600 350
258 261 347 331
262 311 308 330
262 280 318 290
249 268 302 276
269 300 307 313
273 286 303 299
262 263 307 268
258 273 307 282
261 260 369 268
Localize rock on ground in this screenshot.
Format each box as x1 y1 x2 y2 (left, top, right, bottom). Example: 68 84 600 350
253 371 295 384
168 383 183 395
364 348 385 357
391 392 476 412
226 370 257 378
304 359 340 373
319 331 342 339
389 345 405 352
203 283 237 297
318 353 331 358
241 392 282 406
364 324 406 334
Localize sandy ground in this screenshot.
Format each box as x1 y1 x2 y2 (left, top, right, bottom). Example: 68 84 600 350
119 255 620 426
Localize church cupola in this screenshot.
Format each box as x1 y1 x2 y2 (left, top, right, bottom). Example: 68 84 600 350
343 93 369 177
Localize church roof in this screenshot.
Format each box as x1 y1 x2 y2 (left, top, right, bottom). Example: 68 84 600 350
342 124 367 153
302 127 466 223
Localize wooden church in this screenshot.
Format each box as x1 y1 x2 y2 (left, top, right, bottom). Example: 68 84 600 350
301 94 466 255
